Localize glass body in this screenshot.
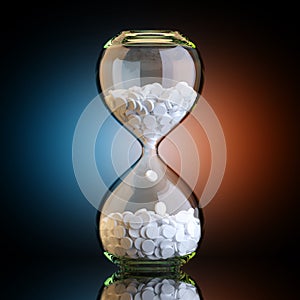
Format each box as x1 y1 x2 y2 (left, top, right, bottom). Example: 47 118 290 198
97 30 204 270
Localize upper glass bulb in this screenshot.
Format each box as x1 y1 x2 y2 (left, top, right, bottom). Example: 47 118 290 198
97 30 204 147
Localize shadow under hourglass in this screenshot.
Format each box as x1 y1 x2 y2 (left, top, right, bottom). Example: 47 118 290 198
96 271 203 300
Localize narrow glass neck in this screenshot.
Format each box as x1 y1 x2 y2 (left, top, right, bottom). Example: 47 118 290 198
139 135 159 150
142 145 158 157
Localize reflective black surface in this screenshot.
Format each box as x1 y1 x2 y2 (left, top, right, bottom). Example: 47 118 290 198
4 256 297 299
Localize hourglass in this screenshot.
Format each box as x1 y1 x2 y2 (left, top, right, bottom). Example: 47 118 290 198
97 30 204 272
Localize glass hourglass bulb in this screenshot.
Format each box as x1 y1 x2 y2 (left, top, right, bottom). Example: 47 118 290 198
96 30 204 271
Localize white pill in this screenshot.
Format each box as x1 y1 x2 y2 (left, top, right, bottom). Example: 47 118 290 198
106 244 115 253
127 98 137 110
128 91 141 101
115 283 126 294
109 88 127 96
137 251 145 258
144 252 156 259
139 106 147 115
141 289 155 300
135 100 143 113
175 211 189 223
159 89 171 101
141 239 155 253
136 211 152 224
129 228 140 238
187 239 197 250
170 110 185 121
160 239 173 249
104 94 115 109
109 236 120 246
106 218 117 230
159 115 172 125
176 82 194 97
188 89 197 102
132 128 143 137
171 104 179 112
177 283 187 291
161 225 176 239
114 226 126 238
111 212 123 222
115 246 126 257
102 216 109 223
153 103 167 115
114 106 127 121
135 208 147 214
154 282 163 294
123 212 134 224
141 84 151 94
161 279 171 284
181 239 191 250
151 278 161 284
154 237 164 247
133 292 142 300
150 82 163 96
145 169 158 182
176 81 188 87
165 100 173 110
143 99 155 112
145 225 159 239
120 292 133 300
167 279 175 285
128 215 143 229
178 288 196 299
153 296 160 300
154 248 162 259
160 124 172 134
175 229 185 242
126 247 137 257
186 222 196 237
126 285 138 294
168 89 182 105
188 207 194 215
128 115 141 127
161 283 175 295
169 217 178 227
105 284 116 295
194 225 201 240
161 246 175 259
155 202 167 216
134 238 144 250
161 218 170 225
143 115 156 129
140 226 147 239
177 242 187 254
100 228 108 239
120 237 133 249
114 96 128 109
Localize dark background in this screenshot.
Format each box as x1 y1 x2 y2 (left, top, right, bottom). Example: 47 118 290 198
2 2 299 299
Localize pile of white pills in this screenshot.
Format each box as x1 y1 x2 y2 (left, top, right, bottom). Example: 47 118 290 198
100 202 201 260
104 82 197 138
101 277 201 300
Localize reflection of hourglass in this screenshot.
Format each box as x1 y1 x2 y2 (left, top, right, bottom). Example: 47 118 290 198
97 30 204 271
97 272 203 300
